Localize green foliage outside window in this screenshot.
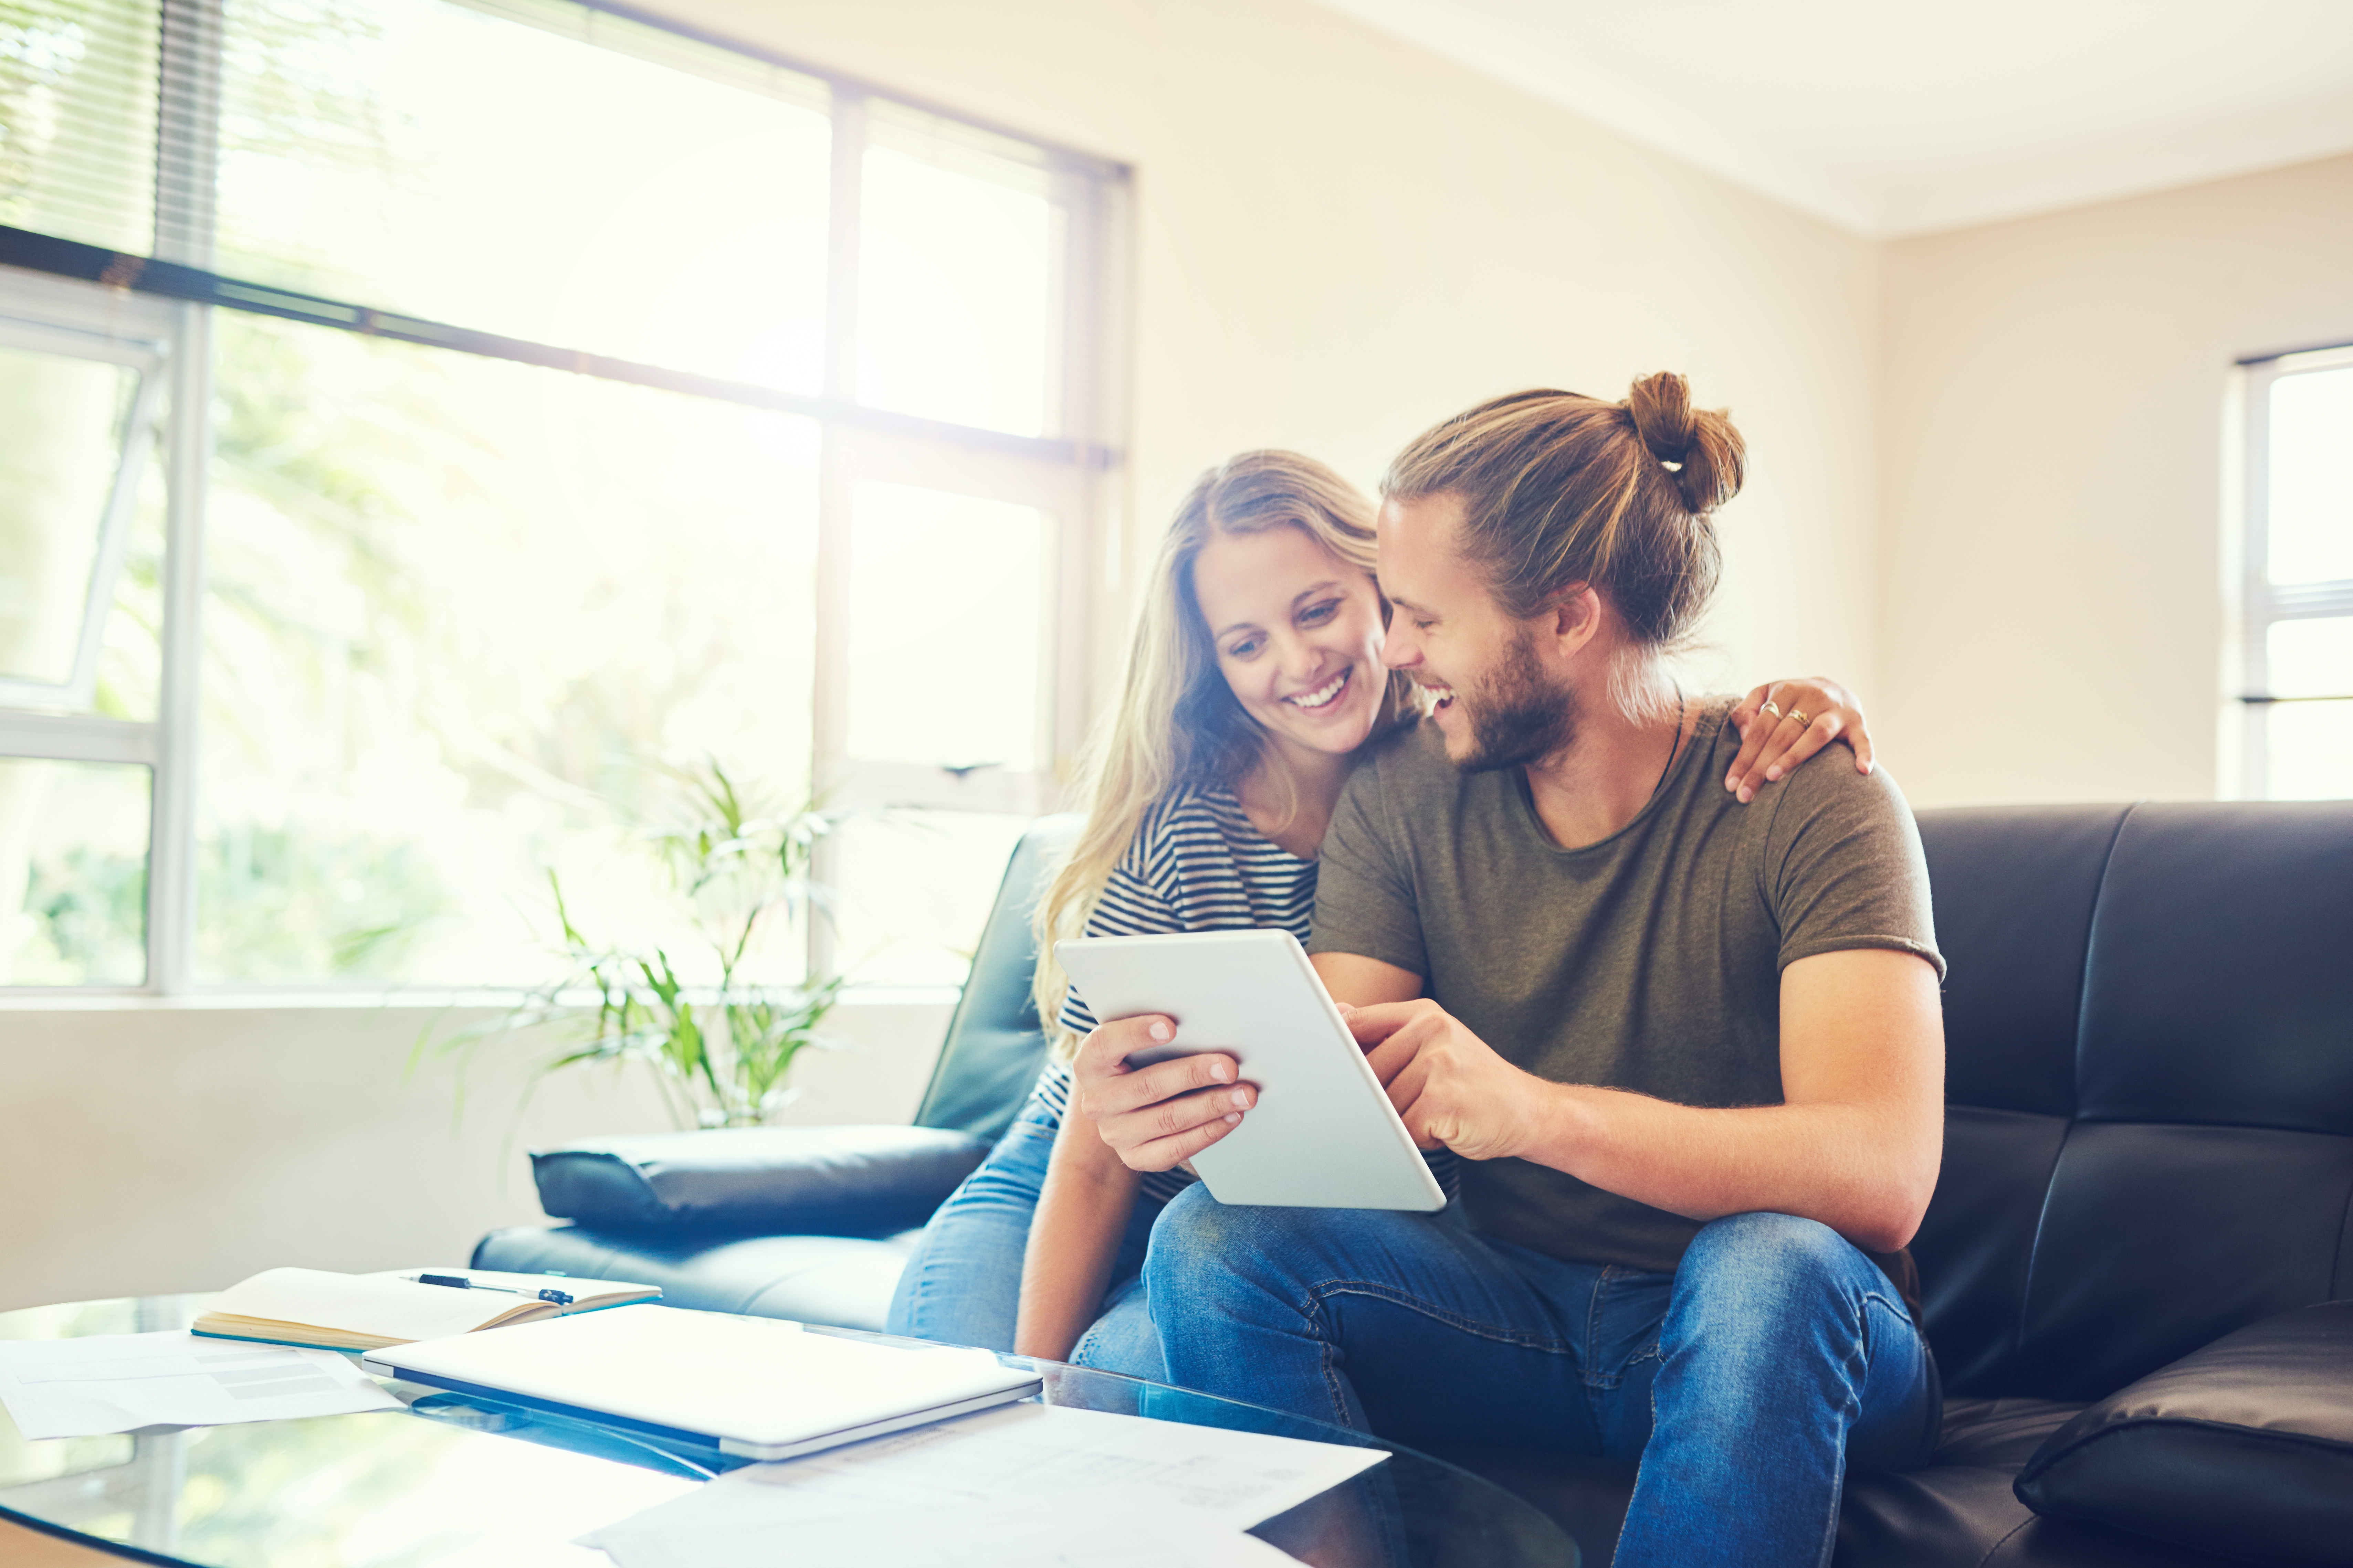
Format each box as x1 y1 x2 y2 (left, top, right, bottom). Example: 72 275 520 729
420 760 842 1130
196 824 448 980
18 843 144 983
17 827 445 984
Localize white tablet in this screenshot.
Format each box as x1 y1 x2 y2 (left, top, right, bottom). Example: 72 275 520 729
1055 930 1446 1212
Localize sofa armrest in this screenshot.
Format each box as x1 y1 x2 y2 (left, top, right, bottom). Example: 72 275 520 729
530 1125 989 1237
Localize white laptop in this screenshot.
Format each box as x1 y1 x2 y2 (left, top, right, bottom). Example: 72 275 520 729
360 1303 1040 1460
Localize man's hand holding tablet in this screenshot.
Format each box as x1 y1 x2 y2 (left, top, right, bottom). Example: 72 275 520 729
1058 932 1446 1211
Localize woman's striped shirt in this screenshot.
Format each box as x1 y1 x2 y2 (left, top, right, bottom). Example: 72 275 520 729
1034 785 1460 1207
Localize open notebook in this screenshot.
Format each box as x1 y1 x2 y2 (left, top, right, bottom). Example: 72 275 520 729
192 1267 661 1352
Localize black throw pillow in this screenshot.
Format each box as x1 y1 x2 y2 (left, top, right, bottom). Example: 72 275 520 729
531 1126 989 1237
2014 1301 2353 1568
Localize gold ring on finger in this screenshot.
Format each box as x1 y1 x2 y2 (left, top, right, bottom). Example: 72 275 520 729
1760 701 1782 719
1787 708 1810 729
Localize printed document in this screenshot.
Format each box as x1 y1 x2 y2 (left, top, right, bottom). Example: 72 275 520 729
583 1402 1387 1567
600 1489 1303 1567
0 1331 401 1439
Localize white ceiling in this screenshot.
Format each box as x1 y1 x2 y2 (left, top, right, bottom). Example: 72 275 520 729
1312 0 2353 236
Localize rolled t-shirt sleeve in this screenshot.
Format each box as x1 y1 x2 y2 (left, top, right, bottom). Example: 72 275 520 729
1762 759 1946 981
1306 750 1429 976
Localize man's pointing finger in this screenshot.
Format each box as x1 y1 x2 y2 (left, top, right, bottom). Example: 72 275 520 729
1341 1000 1420 1045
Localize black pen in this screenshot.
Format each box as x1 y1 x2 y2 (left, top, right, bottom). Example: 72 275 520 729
412 1273 574 1306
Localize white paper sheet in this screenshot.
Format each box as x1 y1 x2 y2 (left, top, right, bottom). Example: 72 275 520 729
0 1330 402 1439
583 1402 1386 1568
621 1490 1303 1567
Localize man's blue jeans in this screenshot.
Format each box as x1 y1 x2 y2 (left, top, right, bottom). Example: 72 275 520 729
1146 1191 1940 1568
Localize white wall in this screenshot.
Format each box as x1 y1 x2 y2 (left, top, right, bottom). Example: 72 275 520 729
1877 153 2353 807
0 998 949 1312
3 0 1888 1312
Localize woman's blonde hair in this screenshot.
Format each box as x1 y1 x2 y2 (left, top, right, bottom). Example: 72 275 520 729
1030 451 1421 1057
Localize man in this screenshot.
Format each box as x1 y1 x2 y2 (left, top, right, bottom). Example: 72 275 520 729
1069 375 1945 1567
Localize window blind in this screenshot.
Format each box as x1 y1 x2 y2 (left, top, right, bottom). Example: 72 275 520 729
212 0 834 387
3 0 840 390
0 0 162 256
0 0 1124 437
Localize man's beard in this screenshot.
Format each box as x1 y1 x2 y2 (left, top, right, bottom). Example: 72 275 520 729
1449 629 1580 773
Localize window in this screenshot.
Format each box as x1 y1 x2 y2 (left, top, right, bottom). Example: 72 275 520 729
2238 346 2353 801
0 273 176 988
0 0 1125 992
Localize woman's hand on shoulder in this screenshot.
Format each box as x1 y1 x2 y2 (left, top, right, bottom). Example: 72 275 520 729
1071 1016 1254 1172
1725 677 1874 804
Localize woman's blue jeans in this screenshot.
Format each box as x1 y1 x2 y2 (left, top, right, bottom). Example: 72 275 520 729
884 1095 1167 1380
1144 1191 1940 1568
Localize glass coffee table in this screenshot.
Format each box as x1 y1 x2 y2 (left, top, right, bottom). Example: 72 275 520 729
0 1296 1578 1567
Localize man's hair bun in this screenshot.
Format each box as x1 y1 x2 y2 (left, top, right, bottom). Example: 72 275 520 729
1383 371 1748 650
1626 371 1745 516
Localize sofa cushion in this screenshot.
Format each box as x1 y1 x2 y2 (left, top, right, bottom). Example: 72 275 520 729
2072 805 2353 1139
471 1221 920 1331
1444 1398 2248 1568
2014 1302 2353 1568
1914 802 2353 1403
2004 1122 2353 1400
530 1126 988 1237
1915 805 2121 1122
1909 1108 2072 1396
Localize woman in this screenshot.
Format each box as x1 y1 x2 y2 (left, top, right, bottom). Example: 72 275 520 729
884 451 1872 1375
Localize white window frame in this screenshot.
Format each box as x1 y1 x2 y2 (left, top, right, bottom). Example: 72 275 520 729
2236 343 2353 800
0 2 1127 996
0 315 169 715
0 269 200 996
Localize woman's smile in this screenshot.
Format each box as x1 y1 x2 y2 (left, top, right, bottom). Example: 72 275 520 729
1285 667 1352 711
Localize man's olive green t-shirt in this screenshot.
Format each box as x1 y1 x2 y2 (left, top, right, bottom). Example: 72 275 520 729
1307 697 1943 1278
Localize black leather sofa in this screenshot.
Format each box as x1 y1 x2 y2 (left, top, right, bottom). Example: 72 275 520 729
476 802 2353 1567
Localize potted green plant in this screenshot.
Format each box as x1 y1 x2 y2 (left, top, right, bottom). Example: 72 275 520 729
423 760 842 1129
